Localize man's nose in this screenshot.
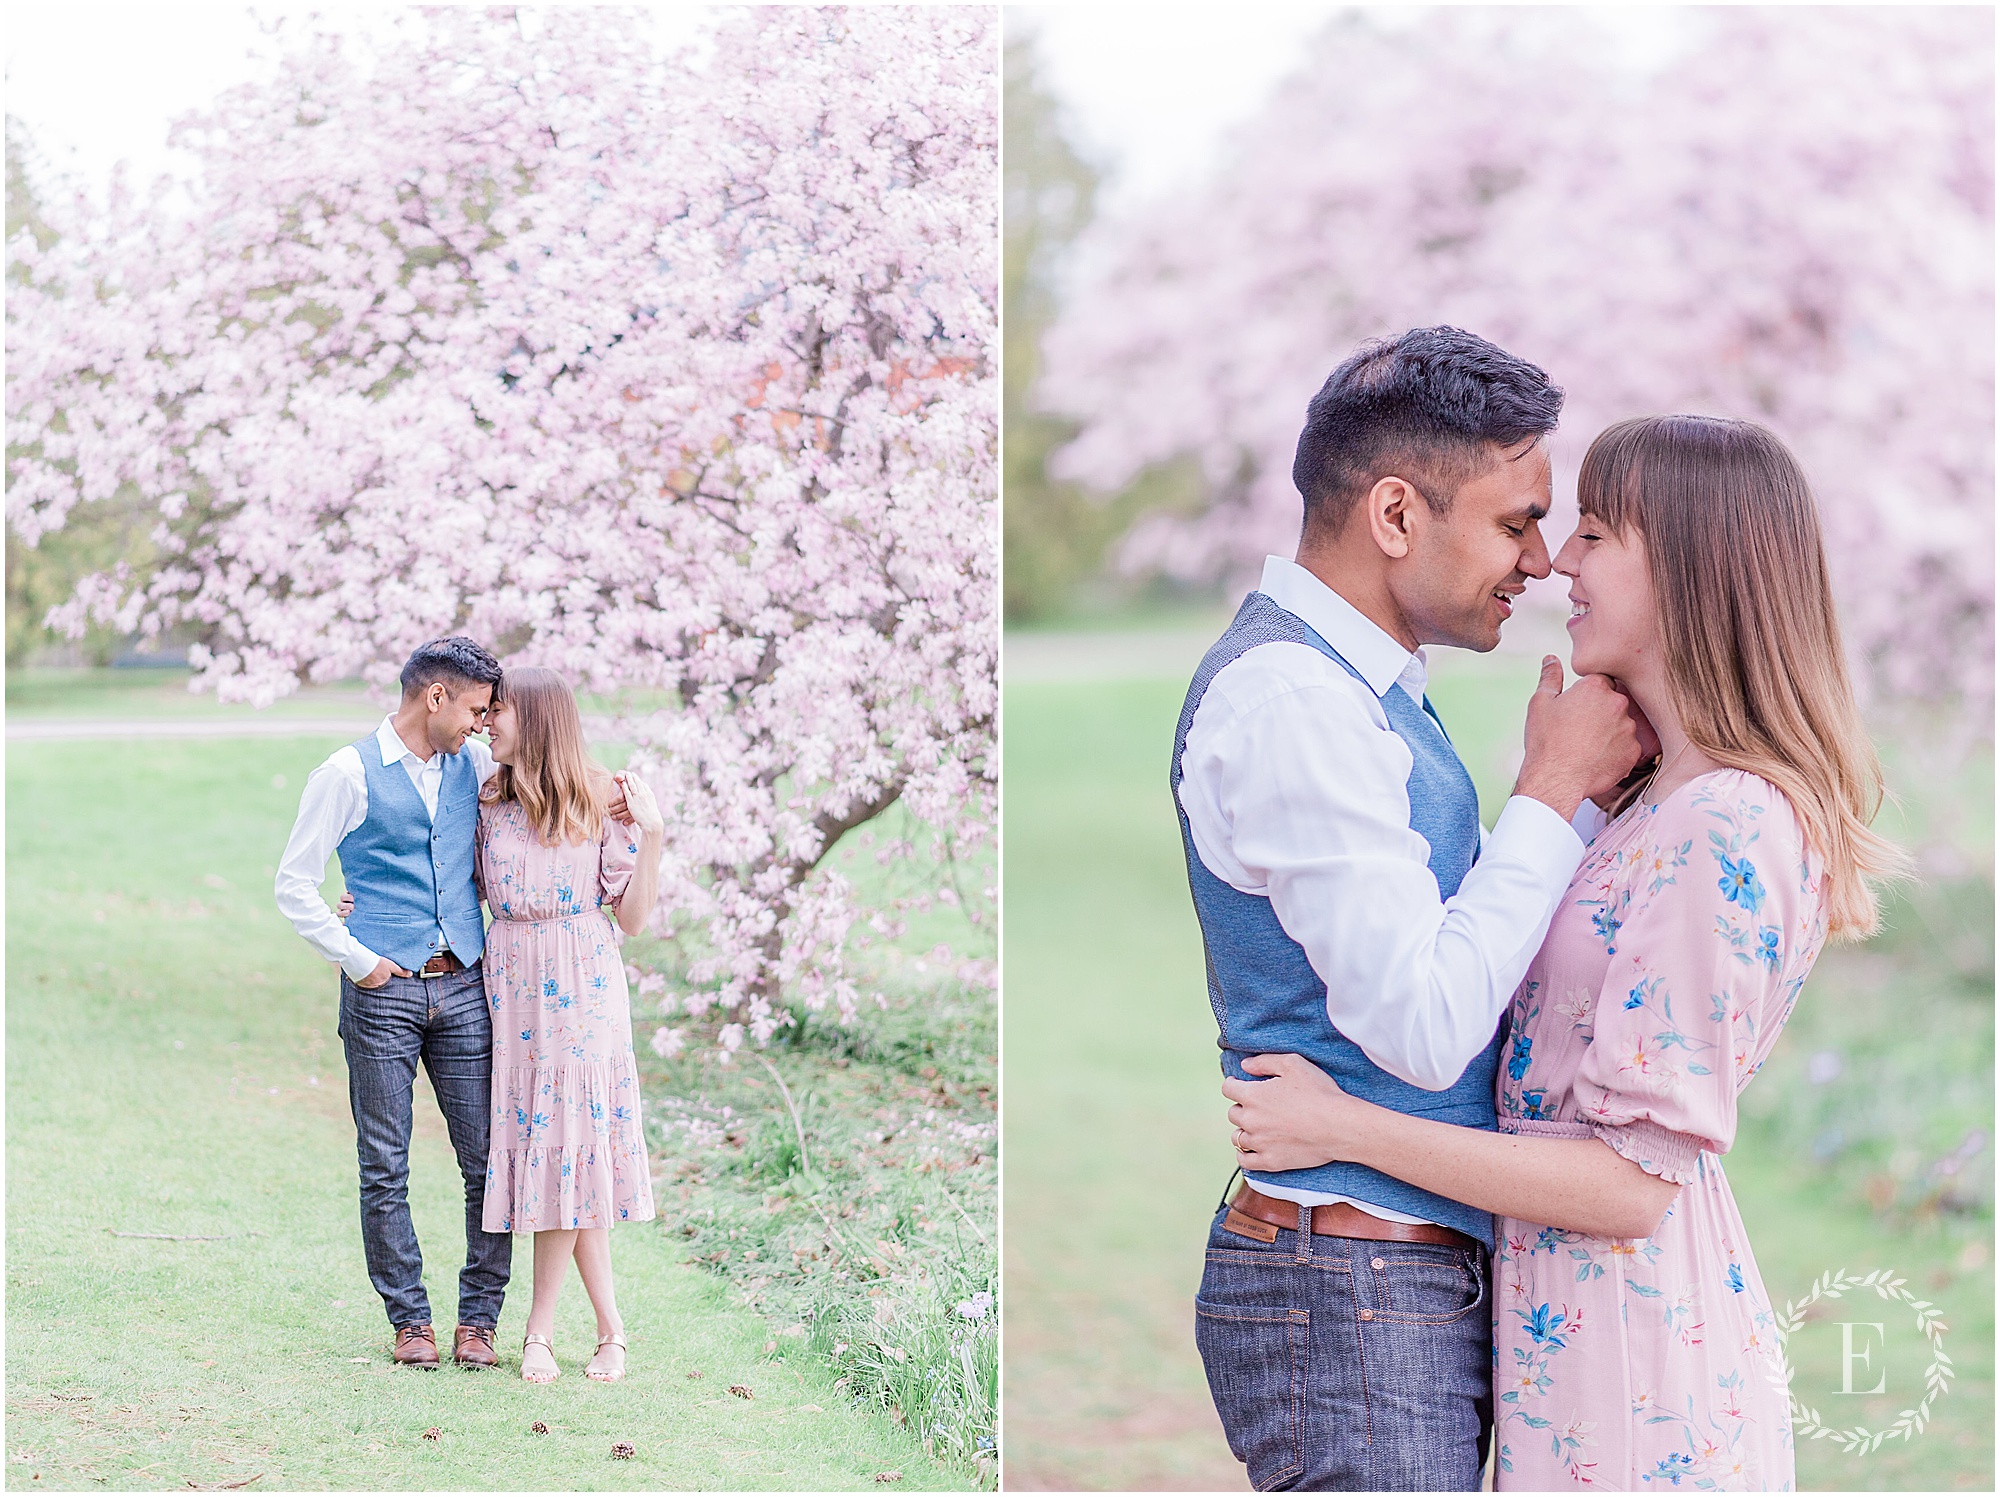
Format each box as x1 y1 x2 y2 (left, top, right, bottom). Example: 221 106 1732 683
1520 530 1553 579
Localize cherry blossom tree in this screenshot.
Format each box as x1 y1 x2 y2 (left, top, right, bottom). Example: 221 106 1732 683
1039 7 1993 723
7 5 998 1047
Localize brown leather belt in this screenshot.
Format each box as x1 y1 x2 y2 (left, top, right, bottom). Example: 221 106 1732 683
1226 1182 1480 1251
414 951 465 977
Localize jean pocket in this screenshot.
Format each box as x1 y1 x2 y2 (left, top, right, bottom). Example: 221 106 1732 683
1194 1297 1308 1490
1369 1246 1485 1324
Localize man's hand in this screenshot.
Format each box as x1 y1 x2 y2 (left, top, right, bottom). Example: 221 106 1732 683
1223 1054 1376 1173
355 956 413 990
1512 657 1645 820
1580 694 1661 809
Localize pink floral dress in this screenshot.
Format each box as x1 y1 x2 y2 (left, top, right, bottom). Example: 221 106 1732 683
1493 771 1827 1490
478 798 656 1233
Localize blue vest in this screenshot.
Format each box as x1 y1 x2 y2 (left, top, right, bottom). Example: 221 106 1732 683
337 736 485 973
1173 591 1504 1247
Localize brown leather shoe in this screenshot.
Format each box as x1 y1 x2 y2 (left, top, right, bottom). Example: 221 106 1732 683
454 1324 498 1368
393 1324 439 1367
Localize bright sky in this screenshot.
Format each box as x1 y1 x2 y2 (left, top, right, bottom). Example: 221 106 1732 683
4 3 714 199
1011 4 1687 218
1009 3 1341 216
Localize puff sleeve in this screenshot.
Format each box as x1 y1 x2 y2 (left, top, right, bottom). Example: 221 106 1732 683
1571 772 1825 1184
598 813 640 910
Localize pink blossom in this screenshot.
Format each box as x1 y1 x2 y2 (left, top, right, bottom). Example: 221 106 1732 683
1040 9 1992 723
8 7 998 1038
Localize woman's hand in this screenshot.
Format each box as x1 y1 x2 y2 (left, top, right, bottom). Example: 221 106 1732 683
613 771 664 838
1223 1054 1380 1172
336 891 354 920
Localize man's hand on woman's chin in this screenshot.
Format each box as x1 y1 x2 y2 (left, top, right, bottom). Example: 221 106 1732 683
1222 1053 1366 1173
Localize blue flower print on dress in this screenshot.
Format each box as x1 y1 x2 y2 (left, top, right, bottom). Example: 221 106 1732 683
1508 1031 1534 1081
1591 905 1623 951
1755 927 1781 970
1642 1450 1695 1485
1518 1302 1572 1349
1716 853 1766 913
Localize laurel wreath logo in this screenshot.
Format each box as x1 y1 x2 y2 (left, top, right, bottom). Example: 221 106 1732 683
1768 1268 1953 1456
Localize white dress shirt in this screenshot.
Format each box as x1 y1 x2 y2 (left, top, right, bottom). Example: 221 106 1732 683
274 717 497 981
1181 557 1588 1219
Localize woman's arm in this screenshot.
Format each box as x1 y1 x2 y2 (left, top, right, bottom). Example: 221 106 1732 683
610 771 663 937
1225 1053 1681 1240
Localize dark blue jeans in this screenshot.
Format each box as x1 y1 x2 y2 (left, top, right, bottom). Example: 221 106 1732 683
338 966 510 1331
1196 1201 1493 1491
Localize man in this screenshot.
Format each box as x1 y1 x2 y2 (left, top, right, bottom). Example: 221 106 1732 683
274 636 509 1369
1173 328 1645 1490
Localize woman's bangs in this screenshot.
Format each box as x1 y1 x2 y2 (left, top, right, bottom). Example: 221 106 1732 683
1576 429 1648 536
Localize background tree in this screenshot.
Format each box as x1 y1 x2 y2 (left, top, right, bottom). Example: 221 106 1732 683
1000 33 1105 622
1039 8 1993 726
7 6 998 1049
5 129 157 667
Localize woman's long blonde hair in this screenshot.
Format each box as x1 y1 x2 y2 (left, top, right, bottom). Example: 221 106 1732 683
1578 415 1909 940
482 666 611 846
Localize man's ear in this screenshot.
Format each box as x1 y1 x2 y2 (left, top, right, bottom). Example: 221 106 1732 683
426 682 447 713
1361 476 1420 561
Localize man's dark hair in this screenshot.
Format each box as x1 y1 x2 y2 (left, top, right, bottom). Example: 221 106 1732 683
1291 326 1563 538
400 636 504 701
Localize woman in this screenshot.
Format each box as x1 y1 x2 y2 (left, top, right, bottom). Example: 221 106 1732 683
1227 415 1905 1489
478 666 662 1383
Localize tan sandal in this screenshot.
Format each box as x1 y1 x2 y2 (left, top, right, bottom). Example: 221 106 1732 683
585 1331 627 1383
521 1331 559 1383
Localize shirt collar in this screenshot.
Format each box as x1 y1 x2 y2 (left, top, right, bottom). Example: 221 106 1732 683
375 715 438 770
1256 555 1428 703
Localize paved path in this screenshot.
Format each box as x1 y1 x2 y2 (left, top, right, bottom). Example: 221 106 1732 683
7 716 381 740
8 716 628 742
1003 629 1219 685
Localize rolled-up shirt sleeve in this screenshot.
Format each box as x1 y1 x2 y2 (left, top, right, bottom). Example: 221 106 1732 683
1181 644 1584 1091
273 748 381 982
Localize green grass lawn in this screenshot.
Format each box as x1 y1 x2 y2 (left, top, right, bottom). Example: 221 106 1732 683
5 734 964 1491
5 666 374 719
1000 666 1993 1492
